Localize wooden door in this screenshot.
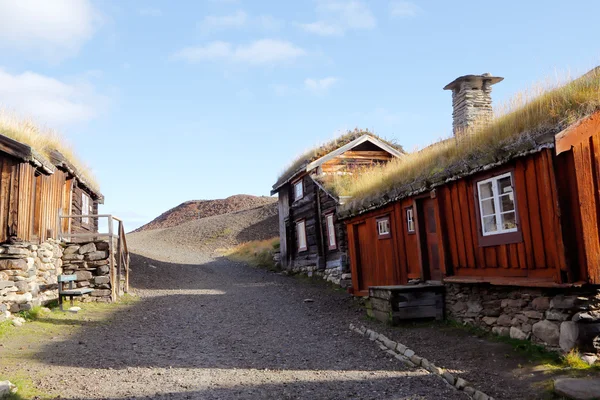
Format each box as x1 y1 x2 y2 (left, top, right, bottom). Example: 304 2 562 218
355 222 373 292
422 198 442 281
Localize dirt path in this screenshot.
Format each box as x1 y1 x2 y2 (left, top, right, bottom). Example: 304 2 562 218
2 253 467 400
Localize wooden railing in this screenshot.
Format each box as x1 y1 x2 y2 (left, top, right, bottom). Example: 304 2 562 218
57 214 130 301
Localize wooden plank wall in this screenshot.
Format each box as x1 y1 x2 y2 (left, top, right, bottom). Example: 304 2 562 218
0 158 70 243
564 130 600 284
438 150 566 280
277 190 289 267
71 183 99 234
319 188 347 264
286 175 321 267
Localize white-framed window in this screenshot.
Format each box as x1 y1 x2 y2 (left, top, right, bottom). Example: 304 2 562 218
377 216 391 238
477 172 517 236
326 213 336 250
296 220 307 252
406 207 415 233
293 180 304 200
82 193 91 224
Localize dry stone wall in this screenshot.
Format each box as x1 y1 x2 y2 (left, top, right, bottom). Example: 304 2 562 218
0 239 113 323
446 283 600 357
61 241 113 303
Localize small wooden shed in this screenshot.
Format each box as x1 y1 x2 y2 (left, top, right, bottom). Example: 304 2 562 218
272 131 404 284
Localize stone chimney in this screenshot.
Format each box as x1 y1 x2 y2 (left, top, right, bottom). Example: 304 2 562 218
444 73 503 135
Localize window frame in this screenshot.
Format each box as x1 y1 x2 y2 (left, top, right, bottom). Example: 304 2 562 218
296 219 308 252
405 206 415 234
81 192 91 225
376 215 391 239
473 169 523 247
293 179 304 201
325 212 337 250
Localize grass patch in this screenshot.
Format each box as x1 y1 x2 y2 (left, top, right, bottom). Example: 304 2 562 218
328 68 600 204
0 108 99 191
0 373 52 400
224 238 280 271
0 319 13 339
17 305 51 321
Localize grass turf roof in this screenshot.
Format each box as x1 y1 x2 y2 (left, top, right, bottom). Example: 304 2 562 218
0 109 100 193
333 67 600 216
274 128 405 189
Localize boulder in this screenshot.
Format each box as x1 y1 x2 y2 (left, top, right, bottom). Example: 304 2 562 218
492 326 510 337
550 295 579 310
560 321 600 353
497 314 512 326
532 297 550 311
94 276 110 285
86 251 108 261
78 242 96 255
75 270 93 282
532 320 560 345
522 310 543 319
63 245 80 255
554 378 600 400
510 326 528 340
482 316 497 326
546 310 570 321
0 258 27 271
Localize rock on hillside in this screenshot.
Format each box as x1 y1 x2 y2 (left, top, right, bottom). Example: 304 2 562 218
128 202 278 264
134 194 276 232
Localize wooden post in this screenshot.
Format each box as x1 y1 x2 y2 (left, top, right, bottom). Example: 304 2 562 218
108 215 116 302
57 212 62 241
116 220 122 297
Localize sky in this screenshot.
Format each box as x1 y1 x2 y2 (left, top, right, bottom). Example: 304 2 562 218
0 0 599 231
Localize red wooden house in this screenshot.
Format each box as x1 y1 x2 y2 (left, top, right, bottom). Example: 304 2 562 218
338 70 600 352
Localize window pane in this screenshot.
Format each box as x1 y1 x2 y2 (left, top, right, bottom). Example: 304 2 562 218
501 212 517 230
498 176 513 194
500 193 515 212
483 215 497 233
481 198 495 216
327 216 336 246
479 181 493 199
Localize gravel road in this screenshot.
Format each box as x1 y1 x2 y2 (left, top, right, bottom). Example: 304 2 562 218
31 252 467 400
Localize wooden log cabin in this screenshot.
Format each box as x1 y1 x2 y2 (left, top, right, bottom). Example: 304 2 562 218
0 134 103 243
271 131 404 286
338 70 600 352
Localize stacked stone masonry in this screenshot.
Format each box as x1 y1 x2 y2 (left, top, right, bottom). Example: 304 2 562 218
0 239 114 323
446 283 600 355
286 263 352 289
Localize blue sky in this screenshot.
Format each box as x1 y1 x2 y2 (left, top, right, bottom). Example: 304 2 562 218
0 0 599 231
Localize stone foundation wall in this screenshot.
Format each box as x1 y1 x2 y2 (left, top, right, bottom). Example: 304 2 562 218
1 239 114 322
0 239 63 321
61 241 114 303
284 264 352 289
446 283 600 355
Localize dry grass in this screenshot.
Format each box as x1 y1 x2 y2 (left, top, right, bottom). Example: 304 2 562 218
327 68 600 202
276 128 404 187
0 109 99 191
224 237 280 271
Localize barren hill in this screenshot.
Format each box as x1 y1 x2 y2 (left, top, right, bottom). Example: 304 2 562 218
128 202 278 263
134 194 277 233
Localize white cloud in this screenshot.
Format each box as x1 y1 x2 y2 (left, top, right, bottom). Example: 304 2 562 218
296 21 343 36
297 0 376 36
390 1 420 18
198 10 283 34
0 68 109 127
199 10 247 34
305 77 339 93
0 0 100 61
139 7 162 17
173 39 306 66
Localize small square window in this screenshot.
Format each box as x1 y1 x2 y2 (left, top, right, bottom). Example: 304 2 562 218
296 220 307 252
377 216 391 238
293 180 303 200
406 207 415 233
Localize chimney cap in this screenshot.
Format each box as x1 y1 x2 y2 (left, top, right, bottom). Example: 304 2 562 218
443 74 504 91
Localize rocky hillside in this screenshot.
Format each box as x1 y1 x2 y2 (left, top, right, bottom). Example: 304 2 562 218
128 202 278 264
134 194 276 232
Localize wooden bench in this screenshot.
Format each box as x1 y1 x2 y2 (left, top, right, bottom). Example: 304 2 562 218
58 274 93 311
